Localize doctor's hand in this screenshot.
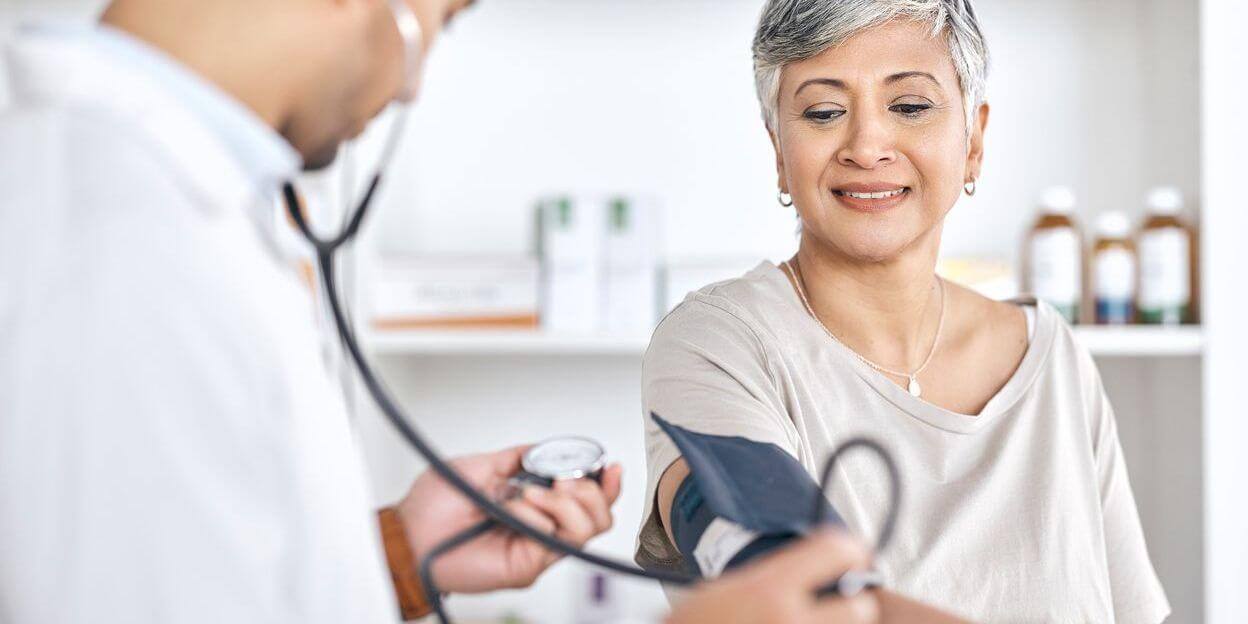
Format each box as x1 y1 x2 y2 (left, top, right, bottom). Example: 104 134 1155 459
395 445 623 594
666 530 879 624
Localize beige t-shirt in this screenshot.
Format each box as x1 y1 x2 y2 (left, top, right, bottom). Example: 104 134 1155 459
635 262 1170 623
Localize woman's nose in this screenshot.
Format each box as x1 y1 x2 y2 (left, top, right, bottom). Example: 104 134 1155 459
836 112 898 170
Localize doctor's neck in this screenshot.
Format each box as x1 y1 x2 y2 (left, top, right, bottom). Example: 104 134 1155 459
101 0 404 169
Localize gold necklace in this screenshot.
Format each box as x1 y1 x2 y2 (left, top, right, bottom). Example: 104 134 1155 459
782 260 946 398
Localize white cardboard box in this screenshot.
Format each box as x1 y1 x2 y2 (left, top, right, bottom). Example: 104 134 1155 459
602 196 660 334
537 196 603 333
370 255 539 329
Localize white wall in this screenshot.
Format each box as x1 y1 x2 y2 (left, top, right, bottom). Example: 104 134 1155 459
1200 1 1248 622
2 0 1200 262
1099 357 1204 624
370 0 1201 266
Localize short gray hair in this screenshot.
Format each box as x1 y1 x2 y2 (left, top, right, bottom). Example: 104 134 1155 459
752 0 989 134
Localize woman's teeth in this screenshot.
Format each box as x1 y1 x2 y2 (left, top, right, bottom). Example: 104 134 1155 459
839 188 907 199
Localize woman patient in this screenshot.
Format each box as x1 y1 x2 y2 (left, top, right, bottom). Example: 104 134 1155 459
635 0 1170 621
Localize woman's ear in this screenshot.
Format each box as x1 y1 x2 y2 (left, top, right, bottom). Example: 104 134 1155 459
768 124 788 194
965 102 990 182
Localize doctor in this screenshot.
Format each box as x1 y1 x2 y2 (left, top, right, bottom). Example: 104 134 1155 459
0 0 879 622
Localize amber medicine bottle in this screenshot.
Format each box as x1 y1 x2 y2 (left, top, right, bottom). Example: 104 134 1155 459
1137 187 1191 325
1026 187 1082 324
1092 211 1137 325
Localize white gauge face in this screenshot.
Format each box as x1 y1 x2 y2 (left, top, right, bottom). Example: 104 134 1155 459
523 437 606 480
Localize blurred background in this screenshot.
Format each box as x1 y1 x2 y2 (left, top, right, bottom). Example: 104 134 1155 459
3 0 1243 622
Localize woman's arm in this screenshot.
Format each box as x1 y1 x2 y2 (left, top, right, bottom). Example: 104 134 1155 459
659 460 973 623
1090 392 1170 622
656 459 692 545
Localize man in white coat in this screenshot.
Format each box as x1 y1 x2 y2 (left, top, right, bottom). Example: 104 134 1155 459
0 0 881 622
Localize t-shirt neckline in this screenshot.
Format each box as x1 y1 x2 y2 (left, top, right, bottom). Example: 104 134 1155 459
759 261 1055 434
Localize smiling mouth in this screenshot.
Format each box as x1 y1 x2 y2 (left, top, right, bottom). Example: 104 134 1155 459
833 187 910 199
830 186 912 213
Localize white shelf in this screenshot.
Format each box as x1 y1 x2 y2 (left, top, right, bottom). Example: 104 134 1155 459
1071 326 1204 357
364 329 650 356
365 326 1203 358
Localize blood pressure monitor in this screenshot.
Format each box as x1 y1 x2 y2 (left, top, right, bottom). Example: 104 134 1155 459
511 437 606 489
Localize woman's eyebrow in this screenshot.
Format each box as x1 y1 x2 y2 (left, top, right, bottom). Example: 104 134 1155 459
794 78 847 96
794 71 941 97
885 71 942 87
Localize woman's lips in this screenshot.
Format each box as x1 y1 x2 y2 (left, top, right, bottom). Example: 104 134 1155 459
832 187 911 213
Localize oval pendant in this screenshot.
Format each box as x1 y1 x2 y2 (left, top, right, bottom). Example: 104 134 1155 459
907 376 922 397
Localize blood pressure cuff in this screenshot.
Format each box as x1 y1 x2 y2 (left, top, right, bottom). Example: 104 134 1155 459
652 413 845 577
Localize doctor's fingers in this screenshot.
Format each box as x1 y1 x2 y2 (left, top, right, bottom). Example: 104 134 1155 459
445 445 527 484
752 529 873 589
522 485 599 545
600 463 624 505
502 497 557 536
551 469 622 532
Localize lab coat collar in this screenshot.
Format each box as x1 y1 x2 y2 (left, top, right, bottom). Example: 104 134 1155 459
4 22 303 241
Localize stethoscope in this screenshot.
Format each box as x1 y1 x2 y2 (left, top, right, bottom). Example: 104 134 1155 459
281 3 901 622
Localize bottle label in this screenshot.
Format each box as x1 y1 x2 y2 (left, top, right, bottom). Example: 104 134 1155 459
1096 299 1135 325
1138 227 1190 314
1030 227 1081 311
1094 247 1136 300
1094 247 1136 324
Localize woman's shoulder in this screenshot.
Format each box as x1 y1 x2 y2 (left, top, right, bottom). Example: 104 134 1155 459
659 261 785 323
645 262 795 365
949 284 1105 394
943 280 1030 350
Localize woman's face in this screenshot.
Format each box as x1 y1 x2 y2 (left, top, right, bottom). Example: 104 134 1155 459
772 19 988 263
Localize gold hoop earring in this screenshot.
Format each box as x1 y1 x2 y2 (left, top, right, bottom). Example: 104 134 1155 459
778 191 794 207
963 180 977 196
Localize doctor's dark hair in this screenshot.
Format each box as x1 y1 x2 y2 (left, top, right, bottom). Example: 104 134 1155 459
752 0 990 135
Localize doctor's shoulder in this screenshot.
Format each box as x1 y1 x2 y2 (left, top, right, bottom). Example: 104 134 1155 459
0 104 184 212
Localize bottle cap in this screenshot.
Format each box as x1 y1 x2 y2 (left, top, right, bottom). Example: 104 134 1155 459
1145 186 1184 216
1096 211 1132 239
1039 186 1077 214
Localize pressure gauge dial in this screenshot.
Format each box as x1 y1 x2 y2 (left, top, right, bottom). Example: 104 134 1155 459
513 437 607 488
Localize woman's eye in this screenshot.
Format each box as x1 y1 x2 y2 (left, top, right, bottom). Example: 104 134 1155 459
803 109 845 122
890 103 932 117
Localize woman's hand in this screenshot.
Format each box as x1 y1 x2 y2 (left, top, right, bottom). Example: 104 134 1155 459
666 530 880 624
396 445 623 593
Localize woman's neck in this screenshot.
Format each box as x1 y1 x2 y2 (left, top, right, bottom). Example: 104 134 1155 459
790 232 945 374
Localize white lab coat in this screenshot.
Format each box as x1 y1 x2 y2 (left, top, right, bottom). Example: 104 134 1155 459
0 25 396 623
